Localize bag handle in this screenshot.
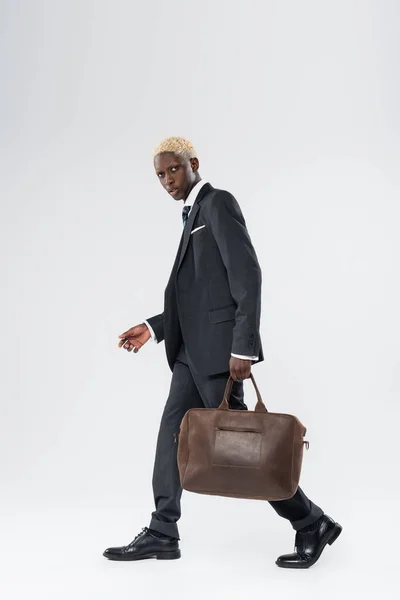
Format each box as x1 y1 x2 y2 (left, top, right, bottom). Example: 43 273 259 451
218 373 268 413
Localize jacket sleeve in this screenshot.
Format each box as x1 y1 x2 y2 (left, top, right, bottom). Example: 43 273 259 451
202 191 262 357
144 312 164 343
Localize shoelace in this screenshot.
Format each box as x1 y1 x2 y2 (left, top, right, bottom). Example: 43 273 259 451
126 527 148 549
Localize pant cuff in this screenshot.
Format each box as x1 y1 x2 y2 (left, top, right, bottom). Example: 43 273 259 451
149 517 180 540
291 503 324 531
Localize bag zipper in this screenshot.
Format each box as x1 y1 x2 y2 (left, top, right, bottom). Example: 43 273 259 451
215 426 263 433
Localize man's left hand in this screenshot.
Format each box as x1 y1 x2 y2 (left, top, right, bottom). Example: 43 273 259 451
229 357 251 381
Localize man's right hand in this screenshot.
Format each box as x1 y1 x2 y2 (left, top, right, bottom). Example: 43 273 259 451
118 323 151 353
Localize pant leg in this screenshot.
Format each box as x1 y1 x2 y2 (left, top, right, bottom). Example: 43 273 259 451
268 487 324 530
149 349 203 539
188 358 323 531
149 343 246 538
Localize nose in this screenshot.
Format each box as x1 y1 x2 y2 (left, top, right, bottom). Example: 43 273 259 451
165 174 174 187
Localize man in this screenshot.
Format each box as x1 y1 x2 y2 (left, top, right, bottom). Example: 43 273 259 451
103 137 342 568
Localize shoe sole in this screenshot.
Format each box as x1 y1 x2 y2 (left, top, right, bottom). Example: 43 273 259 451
275 523 343 569
103 549 181 561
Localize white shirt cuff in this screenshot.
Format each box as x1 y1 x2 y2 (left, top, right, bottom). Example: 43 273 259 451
231 353 258 360
143 320 157 343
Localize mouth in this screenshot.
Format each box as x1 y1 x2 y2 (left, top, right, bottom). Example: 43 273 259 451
168 188 180 197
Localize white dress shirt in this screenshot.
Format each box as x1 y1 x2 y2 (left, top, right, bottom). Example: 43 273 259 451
144 179 258 361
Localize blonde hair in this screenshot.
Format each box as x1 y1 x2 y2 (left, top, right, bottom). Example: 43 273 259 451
152 136 198 161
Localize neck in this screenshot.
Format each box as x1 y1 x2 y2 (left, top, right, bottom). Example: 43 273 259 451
184 176 202 201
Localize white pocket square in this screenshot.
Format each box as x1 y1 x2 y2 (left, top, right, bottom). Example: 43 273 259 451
191 225 206 235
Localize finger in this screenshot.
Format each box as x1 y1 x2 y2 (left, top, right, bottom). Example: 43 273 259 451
119 329 138 339
119 325 142 338
126 338 141 349
120 337 134 348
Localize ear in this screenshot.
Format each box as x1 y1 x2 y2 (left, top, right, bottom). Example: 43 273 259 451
190 157 199 172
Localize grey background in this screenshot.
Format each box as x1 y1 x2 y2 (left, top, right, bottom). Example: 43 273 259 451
1 0 399 598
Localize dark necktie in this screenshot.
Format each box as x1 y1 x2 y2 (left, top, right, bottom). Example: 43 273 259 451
182 205 191 228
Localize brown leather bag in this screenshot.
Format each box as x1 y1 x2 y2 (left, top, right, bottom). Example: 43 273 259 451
176 373 309 501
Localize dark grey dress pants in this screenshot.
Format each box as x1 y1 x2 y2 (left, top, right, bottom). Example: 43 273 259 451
149 342 323 539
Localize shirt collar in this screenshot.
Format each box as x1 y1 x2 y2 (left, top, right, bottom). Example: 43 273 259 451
184 179 209 207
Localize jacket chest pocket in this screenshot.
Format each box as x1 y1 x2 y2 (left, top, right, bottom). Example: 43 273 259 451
190 224 206 236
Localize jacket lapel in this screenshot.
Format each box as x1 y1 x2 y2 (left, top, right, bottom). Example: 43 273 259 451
177 182 212 272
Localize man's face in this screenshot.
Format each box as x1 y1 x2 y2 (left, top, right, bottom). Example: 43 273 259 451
154 152 199 201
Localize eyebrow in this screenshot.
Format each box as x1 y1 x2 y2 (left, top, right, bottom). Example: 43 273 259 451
157 164 180 173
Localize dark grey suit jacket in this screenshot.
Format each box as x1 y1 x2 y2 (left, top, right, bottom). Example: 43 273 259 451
146 182 264 376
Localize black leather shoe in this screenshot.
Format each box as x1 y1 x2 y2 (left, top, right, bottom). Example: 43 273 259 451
103 527 181 561
276 514 342 569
